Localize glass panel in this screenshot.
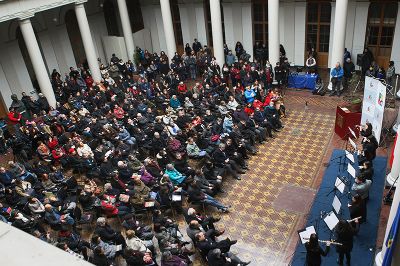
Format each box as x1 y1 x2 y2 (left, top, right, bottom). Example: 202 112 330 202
253 3 263 21
369 3 381 19
380 26 394 46
254 24 264 44
307 3 318 23
175 23 183 46
384 3 398 19
306 24 318 51
367 26 379 45
319 25 330 52
320 3 331 23
264 3 268 21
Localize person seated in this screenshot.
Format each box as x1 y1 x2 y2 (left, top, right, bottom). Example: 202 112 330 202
90 235 121 261
351 175 372 201
195 231 237 258
305 54 317 73
186 220 224 243
95 217 126 248
9 210 38 233
37 141 52 161
0 166 15 187
124 249 156 266
187 180 230 212
8 161 38 184
56 242 85 261
164 164 187 186
207 248 251 266
125 230 154 253
184 207 220 231
27 197 45 215
212 143 244 180
186 137 208 159
44 203 75 228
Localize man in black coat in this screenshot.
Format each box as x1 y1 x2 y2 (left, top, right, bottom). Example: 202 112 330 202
212 143 244 180
195 231 237 258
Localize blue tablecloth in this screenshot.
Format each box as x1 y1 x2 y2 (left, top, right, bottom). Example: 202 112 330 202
288 73 318 90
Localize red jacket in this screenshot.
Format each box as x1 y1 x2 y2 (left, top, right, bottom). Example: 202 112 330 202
8 111 21 122
177 84 188 93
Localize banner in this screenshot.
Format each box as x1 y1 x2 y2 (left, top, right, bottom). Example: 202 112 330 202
361 76 386 142
382 205 400 266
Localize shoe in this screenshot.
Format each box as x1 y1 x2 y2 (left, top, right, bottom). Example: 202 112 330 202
329 91 336 96
241 262 251 266
273 128 281 132
230 239 238 245
243 156 250 159
242 165 249 170
238 169 246 174
270 135 275 139
234 175 241 180
219 189 226 193
220 207 229 213
214 217 221 222
216 229 225 236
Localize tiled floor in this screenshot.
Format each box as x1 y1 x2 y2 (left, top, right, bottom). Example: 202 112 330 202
187 90 347 266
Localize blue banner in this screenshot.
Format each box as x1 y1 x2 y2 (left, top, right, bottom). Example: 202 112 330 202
383 204 400 266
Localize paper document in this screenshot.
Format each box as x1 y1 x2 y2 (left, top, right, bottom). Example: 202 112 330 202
324 211 339 231
332 195 341 214
335 177 345 193
345 151 355 163
172 194 182 201
349 138 357 150
347 163 356 179
348 127 357 139
298 226 316 244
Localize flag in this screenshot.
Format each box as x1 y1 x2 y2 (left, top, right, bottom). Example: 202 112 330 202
383 204 400 266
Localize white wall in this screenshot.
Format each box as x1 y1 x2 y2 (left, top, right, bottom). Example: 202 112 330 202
294 2 306 66
282 1 295 64
222 1 253 59
102 36 128 62
351 1 369 67
328 2 335 68
0 62 13 108
88 12 108 64
345 1 356 55
179 2 207 47
142 4 167 53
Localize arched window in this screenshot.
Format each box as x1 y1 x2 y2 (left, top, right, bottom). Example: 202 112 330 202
65 9 86 67
305 1 331 68
103 0 120 36
366 1 398 69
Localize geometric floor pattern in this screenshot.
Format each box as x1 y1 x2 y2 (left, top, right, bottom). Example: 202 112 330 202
190 93 338 266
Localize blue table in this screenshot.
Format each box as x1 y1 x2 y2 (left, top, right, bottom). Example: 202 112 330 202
288 73 318 90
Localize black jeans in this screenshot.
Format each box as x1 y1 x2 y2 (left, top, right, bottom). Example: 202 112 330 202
338 251 351 266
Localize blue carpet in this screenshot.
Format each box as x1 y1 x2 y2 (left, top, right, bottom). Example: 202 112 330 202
291 149 387 266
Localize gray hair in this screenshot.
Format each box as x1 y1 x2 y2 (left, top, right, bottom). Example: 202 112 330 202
96 217 106 226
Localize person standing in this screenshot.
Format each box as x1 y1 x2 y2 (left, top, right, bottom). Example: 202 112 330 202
335 219 359 266
386 61 395 88
305 233 330 266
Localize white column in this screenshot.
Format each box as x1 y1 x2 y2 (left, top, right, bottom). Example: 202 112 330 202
209 0 225 68
18 17 56 108
387 132 400 186
330 0 348 68
74 0 102 82
390 3 400 71
117 0 135 62
160 0 177 60
375 172 400 266
268 0 280 66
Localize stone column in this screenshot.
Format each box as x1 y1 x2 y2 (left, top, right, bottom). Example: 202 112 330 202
330 0 348 68
209 0 225 68
160 0 177 60
387 132 400 186
74 0 102 82
268 0 280 66
117 0 135 62
19 15 57 108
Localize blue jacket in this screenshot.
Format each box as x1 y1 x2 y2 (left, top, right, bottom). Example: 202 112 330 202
331 67 344 80
244 89 256 103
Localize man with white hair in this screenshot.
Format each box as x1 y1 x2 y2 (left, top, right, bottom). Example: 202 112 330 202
95 217 126 248
330 62 344 96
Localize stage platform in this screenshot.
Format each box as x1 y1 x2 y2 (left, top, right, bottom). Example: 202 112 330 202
291 149 387 266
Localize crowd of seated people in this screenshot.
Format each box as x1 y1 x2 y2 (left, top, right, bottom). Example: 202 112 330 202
0 40 288 265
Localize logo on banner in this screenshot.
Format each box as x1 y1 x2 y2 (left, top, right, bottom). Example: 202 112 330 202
378 92 384 106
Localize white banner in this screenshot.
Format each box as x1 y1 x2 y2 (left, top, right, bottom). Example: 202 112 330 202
361 76 386 141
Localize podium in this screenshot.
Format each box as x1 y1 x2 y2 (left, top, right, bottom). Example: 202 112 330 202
334 106 361 139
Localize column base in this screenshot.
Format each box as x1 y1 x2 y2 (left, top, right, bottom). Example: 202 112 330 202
387 172 399 187
375 251 383 266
